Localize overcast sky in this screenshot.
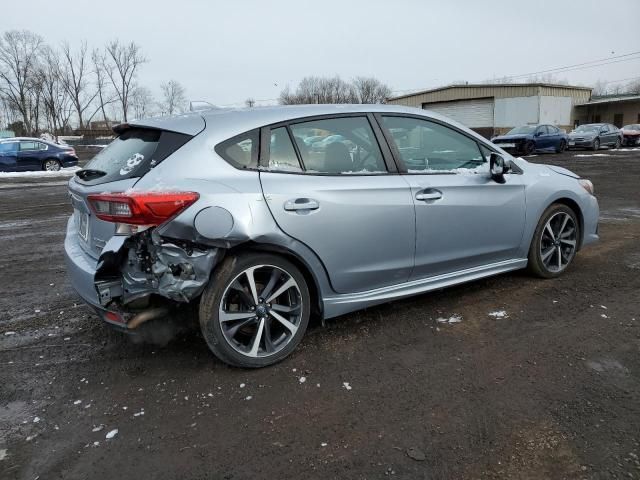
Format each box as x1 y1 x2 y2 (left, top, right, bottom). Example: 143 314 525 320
4 0 640 106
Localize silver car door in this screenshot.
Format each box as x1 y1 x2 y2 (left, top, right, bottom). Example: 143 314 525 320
259 116 415 294
378 114 526 280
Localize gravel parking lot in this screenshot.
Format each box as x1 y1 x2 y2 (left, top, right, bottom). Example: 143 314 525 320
1 148 639 479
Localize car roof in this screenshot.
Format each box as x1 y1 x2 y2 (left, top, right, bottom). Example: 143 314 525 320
125 104 482 142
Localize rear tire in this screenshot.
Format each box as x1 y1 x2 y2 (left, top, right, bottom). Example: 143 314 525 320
199 253 310 368
43 159 61 171
524 141 536 155
527 204 580 279
591 138 600 151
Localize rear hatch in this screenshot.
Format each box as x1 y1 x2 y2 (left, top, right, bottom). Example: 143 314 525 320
68 115 205 259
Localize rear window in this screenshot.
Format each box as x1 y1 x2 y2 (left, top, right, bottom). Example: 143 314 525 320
78 128 192 184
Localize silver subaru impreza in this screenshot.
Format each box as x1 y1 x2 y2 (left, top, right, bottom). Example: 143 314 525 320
64 105 599 367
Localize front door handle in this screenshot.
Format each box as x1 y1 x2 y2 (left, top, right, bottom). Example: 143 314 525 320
415 189 442 201
284 198 320 211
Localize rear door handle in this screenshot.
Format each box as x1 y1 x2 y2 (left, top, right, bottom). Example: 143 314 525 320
284 198 320 211
415 189 442 201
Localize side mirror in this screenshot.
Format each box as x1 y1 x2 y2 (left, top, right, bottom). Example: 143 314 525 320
490 153 507 184
535 131 542 137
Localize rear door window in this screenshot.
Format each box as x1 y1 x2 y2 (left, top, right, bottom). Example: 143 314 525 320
78 128 192 185
289 117 387 174
19 141 38 151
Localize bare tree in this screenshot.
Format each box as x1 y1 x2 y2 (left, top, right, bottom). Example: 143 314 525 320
591 79 608 97
245 97 256 108
102 40 146 122
0 30 44 134
352 76 392 104
59 41 98 129
280 76 358 105
37 47 66 137
90 48 118 126
159 79 186 115
624 79 640 94
131 86 154 119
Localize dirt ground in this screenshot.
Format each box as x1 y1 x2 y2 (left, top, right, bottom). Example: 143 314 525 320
1 148 639 480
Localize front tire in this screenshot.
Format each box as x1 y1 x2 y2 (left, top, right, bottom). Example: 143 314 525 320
591 138 600 151
527 204 580 279
556 140 567 153
199 253 310 368
613 138 621 149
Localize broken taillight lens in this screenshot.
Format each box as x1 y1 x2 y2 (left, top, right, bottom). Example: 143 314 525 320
87 191 199 226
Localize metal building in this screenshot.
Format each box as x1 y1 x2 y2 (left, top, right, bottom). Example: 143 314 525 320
574 94 640 128
386 83 592 138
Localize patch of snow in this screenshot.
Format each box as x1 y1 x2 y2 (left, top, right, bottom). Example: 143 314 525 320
105 429 118 439
488 310 508 319
245 396 252 401
601 314 608 319
92 425 104 432
342 382 352 391
0 449 6 461
321 442 328 447
0 166 80 178
73 400 82 405
239 383 245 388
600 305 607 309
299 376 306 384
436 314 463 324
4 331 16 336
33 416 40 423
574 154 611 157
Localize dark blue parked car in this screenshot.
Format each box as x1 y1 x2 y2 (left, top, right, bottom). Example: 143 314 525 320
0 137 78 172
491 125 568 156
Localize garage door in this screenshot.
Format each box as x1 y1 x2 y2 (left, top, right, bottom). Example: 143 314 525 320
422 98 495 129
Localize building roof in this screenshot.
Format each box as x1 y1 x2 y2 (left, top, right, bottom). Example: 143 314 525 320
575 94 640 106
389 82 593 101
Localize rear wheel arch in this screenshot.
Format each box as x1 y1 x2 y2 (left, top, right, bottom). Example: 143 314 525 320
225 242 324 320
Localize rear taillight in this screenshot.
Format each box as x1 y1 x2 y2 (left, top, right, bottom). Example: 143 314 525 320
87 191 199 226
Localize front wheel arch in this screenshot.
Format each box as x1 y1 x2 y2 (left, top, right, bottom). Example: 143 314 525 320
531 198 584 253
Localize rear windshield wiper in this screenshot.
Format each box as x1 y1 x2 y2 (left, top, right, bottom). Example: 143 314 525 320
75 169 107 180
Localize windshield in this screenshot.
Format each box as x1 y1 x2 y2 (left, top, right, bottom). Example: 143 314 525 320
79 128 192 185
575 125 599 133
622 125 640 131
507 126 537 135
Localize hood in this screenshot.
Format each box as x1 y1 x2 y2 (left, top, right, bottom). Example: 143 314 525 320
492 134 530 142
569 131 596 138
547 165 580 179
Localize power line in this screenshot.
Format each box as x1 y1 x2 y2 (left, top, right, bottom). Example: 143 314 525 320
503 50 640 80
506 55 640 80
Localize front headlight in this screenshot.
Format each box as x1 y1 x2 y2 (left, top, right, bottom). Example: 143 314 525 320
578 179 594 195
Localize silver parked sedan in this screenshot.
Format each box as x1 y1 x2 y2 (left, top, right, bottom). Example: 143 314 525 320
64 105 599 367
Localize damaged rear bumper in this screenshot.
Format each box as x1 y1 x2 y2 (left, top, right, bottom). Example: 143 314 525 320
64 216 221 328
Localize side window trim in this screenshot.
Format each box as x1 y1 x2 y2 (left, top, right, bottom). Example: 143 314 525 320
286 124 306 170
375 113 491 175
